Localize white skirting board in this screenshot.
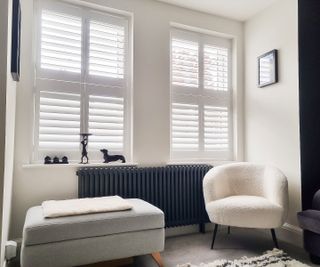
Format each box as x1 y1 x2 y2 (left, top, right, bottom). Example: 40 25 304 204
280 223 303 247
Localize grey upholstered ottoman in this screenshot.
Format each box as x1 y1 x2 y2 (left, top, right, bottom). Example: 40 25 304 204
21 199 165 267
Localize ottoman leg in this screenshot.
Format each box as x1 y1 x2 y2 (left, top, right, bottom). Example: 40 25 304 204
152 252 163 267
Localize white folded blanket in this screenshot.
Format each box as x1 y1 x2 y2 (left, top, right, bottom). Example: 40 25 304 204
42 195 133 218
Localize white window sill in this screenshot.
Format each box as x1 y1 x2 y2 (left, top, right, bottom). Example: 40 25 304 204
167 160 238 166
22 160 238 169
22 162 138 169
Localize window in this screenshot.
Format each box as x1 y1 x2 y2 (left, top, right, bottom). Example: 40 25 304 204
34 0 131 162
170 29 233 160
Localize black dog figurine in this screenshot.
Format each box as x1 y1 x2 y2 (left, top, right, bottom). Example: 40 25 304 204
100 149 126 163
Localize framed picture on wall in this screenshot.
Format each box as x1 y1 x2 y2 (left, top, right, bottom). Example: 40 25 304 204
11 0 21 82
258 49 278 88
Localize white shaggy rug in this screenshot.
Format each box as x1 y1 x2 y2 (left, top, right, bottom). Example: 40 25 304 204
177 249 310 267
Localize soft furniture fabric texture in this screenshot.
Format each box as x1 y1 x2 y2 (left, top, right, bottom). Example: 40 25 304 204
42 195 133 218
25 199 163 246
177 249 310 267
297 189 320 262
21 198 165 267
22 228 164 267
298 209 320 235
203 162 288 228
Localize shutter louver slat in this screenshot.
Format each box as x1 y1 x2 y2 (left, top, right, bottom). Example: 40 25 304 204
89 21 125 79
40 10 82 73
172 103 199 150
171 39 199 88
204 45 229 91
39 91 81 150
204 106 229 151
88 96 124 150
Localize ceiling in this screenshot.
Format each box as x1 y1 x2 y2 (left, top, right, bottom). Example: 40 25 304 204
155 0 279 21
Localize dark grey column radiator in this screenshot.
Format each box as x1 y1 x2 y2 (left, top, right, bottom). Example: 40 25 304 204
77 164 212 231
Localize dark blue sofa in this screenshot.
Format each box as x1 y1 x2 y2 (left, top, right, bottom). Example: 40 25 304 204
298 189 320 264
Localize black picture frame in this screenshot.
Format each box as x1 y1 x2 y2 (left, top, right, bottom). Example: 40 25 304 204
258 49 278 88
11 0 21 82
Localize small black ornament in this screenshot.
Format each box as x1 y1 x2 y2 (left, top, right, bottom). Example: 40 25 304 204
53 156 59 164
62 156 69 164
80 133 92 164
100 149 126 163
44 156 69 164
44 156 51 164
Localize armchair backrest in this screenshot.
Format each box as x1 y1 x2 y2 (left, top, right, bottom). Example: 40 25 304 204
203 162 288 210
224 163 266 197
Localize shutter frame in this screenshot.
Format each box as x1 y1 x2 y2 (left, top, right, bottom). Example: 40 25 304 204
170 28 234 161
34 0 132 163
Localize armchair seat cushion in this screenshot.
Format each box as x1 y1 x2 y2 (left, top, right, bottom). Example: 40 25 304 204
206 195 284 228
298 209 320 235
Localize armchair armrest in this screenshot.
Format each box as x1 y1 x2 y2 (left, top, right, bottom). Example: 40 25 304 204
312 189 320 210
203 166 231 204
263 166 288 210
298 209 320 234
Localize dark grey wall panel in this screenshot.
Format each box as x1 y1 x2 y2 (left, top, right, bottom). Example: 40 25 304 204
299 0 320 209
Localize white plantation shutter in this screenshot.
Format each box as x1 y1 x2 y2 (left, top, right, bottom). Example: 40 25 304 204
39 91 81 150
171 29 233 160
171 39 199 87
171 103 199 150
88 95 124 150
34 1 131 162
40 10 82 73
204 106 229 151
89 20 125 79
204 45 228 91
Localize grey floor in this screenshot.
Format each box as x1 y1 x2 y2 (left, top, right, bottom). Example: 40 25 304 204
10 227 317 267
136 227 317 267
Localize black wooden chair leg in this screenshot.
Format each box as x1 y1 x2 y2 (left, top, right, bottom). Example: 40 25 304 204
271 229 279 248
227 226 231 234
211 224 219 249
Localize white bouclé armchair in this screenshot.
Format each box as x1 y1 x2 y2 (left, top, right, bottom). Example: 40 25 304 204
203 162 288 249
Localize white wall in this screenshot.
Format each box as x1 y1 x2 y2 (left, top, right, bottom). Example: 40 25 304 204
11 0 244 238
0 0 8 262
0 0 17 264
244 0 300 229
